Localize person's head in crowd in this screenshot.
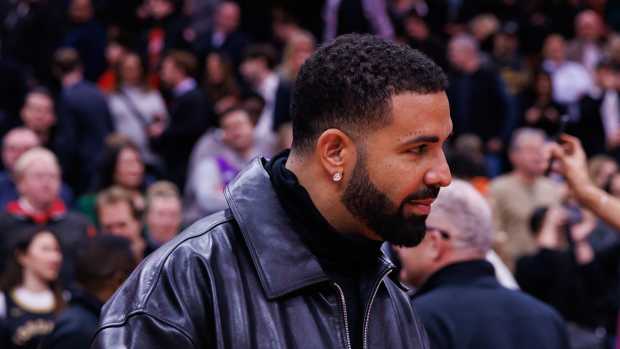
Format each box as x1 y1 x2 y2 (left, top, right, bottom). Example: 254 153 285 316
272 8 302 44
241 92 265 123
593 59 620 90
69 0 94 24
527 205 580 249
509 128 548 180
543 34 567 64
20 88 56 144
604 172 620 198
395 179 493 287
220 107 255 155
606 33 620 65
404 11 430 41
448 34 480 73
204 52 240 113
97 135 145 193
530 70 554 98
160 50 197 89
116 52 149 90
288 34 451 247
1 128 40 172
74 235 136 303
146 0 177 20
0 227 64 311
14 147 62 211
214 1 240 35
52 47 83 84
468 14 500 46
588 154 618 188
575 10 604 42
145 181 182 245
96 186 145 260
493 23 519 61
240 44 278 88
281 30 315 81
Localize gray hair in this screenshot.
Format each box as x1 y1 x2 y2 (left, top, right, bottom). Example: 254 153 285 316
431 179 493 253
509 127 546 152
449 34 479 53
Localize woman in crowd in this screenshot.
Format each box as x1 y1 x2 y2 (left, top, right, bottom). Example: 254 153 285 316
203 52 241 116
519 70 567 137
0 227 64 349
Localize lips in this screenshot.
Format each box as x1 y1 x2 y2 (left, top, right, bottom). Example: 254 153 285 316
407 198 435 215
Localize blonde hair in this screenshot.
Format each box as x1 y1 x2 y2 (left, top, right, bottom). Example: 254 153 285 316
13 147 60 180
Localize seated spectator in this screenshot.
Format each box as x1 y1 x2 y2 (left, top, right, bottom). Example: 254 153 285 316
149 50 212 191
108 51 168 170
0 128 73 209
96 186 155 261
144 181 182 245
240 44 291 156
203 52 241 115
395 179 569 349
52 47 114 195
519 70 567 137
588 155 618 189
41 235 136 349
77 136 150 225
97 36 129 94
489 128 564 270
184 107 259 223
516 206 619 345
566 10 606 73
278 30 316 84
0 148 93 283
0 228 64 349
19 88 57 149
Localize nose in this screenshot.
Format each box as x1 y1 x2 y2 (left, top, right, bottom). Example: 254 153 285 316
424 151 452 188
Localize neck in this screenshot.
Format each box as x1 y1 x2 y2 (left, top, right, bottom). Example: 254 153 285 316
515 170 538 184
21 269 50 293
20 197 51 214
62 71 82 87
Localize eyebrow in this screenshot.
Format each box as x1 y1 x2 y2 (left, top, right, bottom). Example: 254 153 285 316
400 135 440 146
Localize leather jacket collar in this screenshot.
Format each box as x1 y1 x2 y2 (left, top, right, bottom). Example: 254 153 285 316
225 158 397 300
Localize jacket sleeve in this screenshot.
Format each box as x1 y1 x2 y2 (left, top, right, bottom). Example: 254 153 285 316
91 312 197 349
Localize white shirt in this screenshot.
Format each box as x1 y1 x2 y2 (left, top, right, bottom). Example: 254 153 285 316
543 60 593 105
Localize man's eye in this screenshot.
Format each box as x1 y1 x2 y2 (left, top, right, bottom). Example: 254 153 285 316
411 145 428 155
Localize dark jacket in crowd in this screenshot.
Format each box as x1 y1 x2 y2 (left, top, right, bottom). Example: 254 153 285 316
54 80 114 195
194 29 249 68
412 260 569 349
41 287 103 349
568 92 615 158
0 200 94 284
93 159 430 348
151 87 211 191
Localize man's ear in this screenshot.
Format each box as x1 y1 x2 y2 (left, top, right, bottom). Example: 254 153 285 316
427 230 445 261
315 129 356 182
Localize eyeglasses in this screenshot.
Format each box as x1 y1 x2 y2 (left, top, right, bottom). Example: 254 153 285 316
426 226 450 240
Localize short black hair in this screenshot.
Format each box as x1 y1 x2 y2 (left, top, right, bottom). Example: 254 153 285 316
242 44 278 70
291 34 448 152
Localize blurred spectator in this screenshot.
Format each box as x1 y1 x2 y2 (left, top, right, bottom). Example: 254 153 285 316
395 180 569 349
567 10 606 74
489 128 564 270
144 181 182 245
0 148 93 284
0 228 64 349
446 34 511 175
516 205 619 346
193 1 248 68
492 24 529 98
518 70 567 137
97 36 130 94
542 34 593 107
0 128 73 210
77 136 149 225
41 235 136 349
184 0 221 39
468 14 500 54
108 52 167 169
322 0 395 42
52 48 114 196
150 50 211 191
184 107 258 222
203 52 241 115
569 61 620 159
446 134 489 194
278 30 316 83
589 154 618 189
402 11 447 70
96 186 154 261
62 0 107 82
240 44 291 156
19 88 57 149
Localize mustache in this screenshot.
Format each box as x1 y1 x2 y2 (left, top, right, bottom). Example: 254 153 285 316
404 186 440 202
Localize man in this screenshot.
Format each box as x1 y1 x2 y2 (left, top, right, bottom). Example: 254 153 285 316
94 34 451 348
19 88 57 148
567 10 606 73
240 44 291 156
52 47 114 195
96 186 154 261
0 128 73 210
150 50 211 191
0 147 93 283
489 128 564 270
41 235 136 349
145 181 183 245
396 180 569 349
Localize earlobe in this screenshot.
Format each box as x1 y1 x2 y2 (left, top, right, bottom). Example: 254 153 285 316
316 129 353 180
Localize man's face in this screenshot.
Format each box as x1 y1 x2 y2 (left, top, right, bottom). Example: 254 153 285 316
221 110 254 153
99 201 142 242
21 93 56 134
2 131 39 170
341 92 452 247
543 36 566 62
215 2 240 34
17 158 61 209
146 197 182 244
160 58 180 88
240 58 266 87
511 136 547 177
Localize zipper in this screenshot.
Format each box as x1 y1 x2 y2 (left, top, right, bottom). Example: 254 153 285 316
362 268 393 349
333 282 352 349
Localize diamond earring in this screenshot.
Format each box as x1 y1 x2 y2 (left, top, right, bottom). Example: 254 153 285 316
333 172 343 182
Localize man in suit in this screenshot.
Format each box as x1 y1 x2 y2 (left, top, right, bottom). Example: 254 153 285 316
150 50 211 191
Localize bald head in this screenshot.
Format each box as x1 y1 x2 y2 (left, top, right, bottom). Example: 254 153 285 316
576 10 603 42
2 128 40 171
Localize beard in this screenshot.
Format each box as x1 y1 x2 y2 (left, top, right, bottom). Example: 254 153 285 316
341 151 439 247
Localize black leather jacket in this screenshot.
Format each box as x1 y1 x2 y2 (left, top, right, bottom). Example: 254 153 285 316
92 159 429 349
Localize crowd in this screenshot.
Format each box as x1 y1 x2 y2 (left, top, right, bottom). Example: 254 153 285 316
0 0 619 348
